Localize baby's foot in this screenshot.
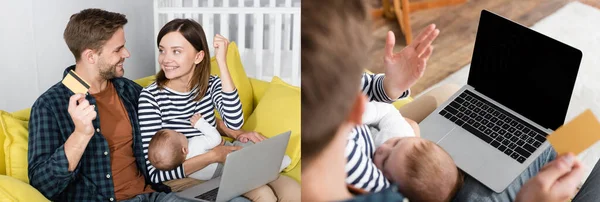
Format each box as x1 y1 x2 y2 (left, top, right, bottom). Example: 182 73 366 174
190 113 202 126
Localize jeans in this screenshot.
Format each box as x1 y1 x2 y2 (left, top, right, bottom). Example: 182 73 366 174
453 146 600 202
453 146 557 202
120 192 251 202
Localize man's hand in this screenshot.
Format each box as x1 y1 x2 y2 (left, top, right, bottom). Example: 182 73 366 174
211 145 242 163
236 131 267 143
68 94 96 136
383 24 440 99
516 153 585 202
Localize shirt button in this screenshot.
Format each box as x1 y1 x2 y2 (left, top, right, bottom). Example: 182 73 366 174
109 197 114 201
96 128 100 133
104 151 108 156
106 174 111 179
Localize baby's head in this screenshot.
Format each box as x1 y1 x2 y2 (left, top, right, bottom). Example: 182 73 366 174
374 137 463 202
148 129 189 171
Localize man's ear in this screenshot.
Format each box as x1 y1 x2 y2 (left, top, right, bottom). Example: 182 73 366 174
347 93 367 125
82 49 97 64
194 50 205 65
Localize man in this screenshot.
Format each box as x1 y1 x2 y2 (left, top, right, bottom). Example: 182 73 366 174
301 0 593 201
27 8 181 201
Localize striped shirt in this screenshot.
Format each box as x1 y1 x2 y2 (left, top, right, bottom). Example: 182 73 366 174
138 75 243 183
345 73 410 192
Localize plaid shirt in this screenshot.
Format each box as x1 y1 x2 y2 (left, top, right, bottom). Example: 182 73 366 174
28 66 168 201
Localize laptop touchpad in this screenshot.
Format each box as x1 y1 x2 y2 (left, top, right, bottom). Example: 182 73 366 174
438 129 488 171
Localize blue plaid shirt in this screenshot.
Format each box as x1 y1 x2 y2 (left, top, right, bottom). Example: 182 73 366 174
28 66 168 201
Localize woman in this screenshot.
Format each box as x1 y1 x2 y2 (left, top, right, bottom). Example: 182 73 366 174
138 19 299 201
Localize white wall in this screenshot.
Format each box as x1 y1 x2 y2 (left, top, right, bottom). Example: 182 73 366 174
0 0 156 112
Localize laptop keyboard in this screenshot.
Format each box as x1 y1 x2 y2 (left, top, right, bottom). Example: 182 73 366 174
195 187 219 201
439 90 548 164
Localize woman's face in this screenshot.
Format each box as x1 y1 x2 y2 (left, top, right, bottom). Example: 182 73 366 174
158 31 203 81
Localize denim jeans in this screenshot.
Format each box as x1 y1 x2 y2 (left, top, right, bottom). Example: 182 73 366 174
572 155 600 202
453 146 600 202
120 192 251 202
453 146 557 202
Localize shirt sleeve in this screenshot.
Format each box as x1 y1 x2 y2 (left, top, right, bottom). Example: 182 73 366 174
138 88 186 183
27 102 80 200
345 126 390 192
192 118 223 151
367 102 416 148
209 76 244 130
361 72 410 103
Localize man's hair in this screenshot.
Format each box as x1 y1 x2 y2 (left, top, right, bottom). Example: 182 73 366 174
64 8 128 61
148 129 186 171
397 140 464 202
301 0 371 166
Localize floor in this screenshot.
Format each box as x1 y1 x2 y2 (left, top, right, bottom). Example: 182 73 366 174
418 1 600 186
367 0 600 95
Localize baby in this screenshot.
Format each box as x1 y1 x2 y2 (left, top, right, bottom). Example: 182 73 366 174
148 114 290 180
362 101 418 147
366 102 463 202
147 113 228 180
148 114 294 201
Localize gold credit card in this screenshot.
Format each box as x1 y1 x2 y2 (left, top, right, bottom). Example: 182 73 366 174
62 70 90 94
547 109 600 155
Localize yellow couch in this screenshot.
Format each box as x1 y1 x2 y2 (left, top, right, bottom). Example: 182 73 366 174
0 42 301 201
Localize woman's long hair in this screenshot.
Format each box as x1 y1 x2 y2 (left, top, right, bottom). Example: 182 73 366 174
156 19 211 101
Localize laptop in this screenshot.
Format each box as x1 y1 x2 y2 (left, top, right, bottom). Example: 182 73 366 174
177 131 291 201
419 10 582 193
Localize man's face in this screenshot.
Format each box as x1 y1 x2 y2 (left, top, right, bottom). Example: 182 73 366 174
97 28 130 80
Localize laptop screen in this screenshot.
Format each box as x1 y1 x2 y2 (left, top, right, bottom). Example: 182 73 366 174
467 10 582 130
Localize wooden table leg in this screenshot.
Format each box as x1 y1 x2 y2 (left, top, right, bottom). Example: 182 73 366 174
394 0 413 44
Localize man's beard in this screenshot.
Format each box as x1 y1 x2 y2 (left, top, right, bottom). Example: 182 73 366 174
98 58 124 80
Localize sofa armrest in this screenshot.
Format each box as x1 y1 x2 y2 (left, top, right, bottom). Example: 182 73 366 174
0 175 49 201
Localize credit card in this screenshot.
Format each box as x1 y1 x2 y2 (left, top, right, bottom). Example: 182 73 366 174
547 109 600 155
62 70 90 94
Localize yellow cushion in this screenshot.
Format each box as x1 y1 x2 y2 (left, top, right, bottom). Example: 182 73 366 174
134 76 156 88
210 42 253 121
0 175 49 201
248 78 270 109
242 77 300 173
0 111 29 183
392 97 413 109
11 109 31 121
0 119 5 175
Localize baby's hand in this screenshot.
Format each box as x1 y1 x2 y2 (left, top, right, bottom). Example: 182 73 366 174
190 113 202 126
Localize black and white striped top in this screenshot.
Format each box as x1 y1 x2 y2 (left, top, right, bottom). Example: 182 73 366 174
345 73 410 192
138 75 243 183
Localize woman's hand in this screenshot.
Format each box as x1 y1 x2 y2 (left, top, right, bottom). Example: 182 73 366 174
516 153 585 202
236 131 267 143
213 34 229 64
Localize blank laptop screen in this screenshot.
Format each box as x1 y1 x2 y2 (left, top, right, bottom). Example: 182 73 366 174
467 10 582 131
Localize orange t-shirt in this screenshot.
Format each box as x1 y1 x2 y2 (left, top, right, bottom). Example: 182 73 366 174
92 81 154 200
